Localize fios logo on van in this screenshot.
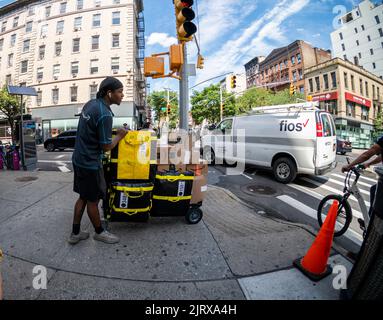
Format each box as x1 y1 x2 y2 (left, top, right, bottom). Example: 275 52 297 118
279 119 309 132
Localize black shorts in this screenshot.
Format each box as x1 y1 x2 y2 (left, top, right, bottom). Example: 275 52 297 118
73 164 106 202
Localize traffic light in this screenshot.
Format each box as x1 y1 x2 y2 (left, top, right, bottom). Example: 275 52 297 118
222 104 225 115
230 75 237 89
167 104 171 115
174 0 197 42
197 54 204 69
289 83 296 96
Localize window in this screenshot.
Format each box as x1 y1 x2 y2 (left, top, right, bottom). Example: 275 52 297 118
323 74 329 90
347 102 355 117
94 0 101 6
22 39 30 53
0 39 3 51
52 89 59 104
1 21 6 33
90 84 98 100
367 35 371 41
53 64 60 78
112 12 120 25
20 60 28 73
56 21 64 34
365 81 369 97
280 62 283 70
379 28 383 37
91 35 100 50
45 6 51 17
370 48 374 55
351 74 355 91
71 86 78 102
60 2 67 14
321 114 333 137
71 61 79 75
344 55 347 61
291 56 295 65
354 56 359 65
297 53 301 64
41 24 48 38
74 17 82 30
344 72 348 89
28 6 35 16
315 76 320 91
354 27 358 33
331 72 337 88
292 71 297 82
73 38 80 52
111 57 119 73
77 0 83 10
341 43 345 51
112 33 119 47
362 107 369 121
284 59 288 67
25 21 32 33
373 85 376 99
93 14 101 27
373 62 376 69
113 0 120 3
375 15 381 24
8 53 13 67
39 45 45 60
358 52 362 58
36 90 42 106
361 25 365 31
5 74 12 85
10 34 16 47
356 40 359 46
55 41 62 56
37 67 43 81
298 69 303 80
360 78 363 95
13 17 19 28
339 32 343 40
90 59 98 74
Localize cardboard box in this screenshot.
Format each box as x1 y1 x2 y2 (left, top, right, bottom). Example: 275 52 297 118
156 164 187 173
186 160 209 176
190 175 207 204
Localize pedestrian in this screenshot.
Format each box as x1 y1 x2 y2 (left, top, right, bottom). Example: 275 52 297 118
69 76 129 245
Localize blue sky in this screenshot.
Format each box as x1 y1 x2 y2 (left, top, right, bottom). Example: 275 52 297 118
0 0 361 92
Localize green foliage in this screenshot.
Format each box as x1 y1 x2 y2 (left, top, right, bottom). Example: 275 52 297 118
373 110 383 141
0 86 20 143
190 84 236 125
148 90 179 128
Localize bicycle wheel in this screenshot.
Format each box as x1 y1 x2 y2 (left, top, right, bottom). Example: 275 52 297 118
317 194 352 237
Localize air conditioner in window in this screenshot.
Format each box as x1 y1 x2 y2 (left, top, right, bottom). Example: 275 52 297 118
72 73 77 78
112 69 118 74
74 27 81 32
53 76 58 80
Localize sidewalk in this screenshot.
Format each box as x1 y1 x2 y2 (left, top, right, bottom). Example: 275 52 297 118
0 170 353 300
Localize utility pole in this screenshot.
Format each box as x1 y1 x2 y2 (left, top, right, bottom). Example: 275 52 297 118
179 44 189 131
220 84 223 121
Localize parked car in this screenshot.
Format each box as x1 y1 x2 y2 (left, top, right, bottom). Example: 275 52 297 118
44 130 76 152
201 102 337 183
336 138 352 155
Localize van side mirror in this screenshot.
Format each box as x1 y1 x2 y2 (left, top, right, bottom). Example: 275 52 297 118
208 124 216 130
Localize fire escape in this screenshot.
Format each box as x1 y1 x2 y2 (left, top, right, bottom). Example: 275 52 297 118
135 12 146 113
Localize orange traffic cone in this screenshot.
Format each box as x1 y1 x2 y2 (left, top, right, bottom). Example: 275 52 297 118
293 200 339 281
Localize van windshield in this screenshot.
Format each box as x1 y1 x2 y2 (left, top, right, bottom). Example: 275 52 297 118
321 114 334 137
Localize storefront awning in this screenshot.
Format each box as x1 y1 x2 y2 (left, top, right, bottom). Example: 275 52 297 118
312 91 338 102
345 92 371 108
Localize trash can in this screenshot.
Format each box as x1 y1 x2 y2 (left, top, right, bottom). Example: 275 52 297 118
341 167 383 300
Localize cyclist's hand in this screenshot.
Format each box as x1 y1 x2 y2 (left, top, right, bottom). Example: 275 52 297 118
342 165 352 173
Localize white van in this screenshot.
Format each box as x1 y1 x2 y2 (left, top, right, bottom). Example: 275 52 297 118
201 102 337 183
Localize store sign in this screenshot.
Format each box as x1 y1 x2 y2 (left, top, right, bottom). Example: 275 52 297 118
345 92 371 108
312 91 338 101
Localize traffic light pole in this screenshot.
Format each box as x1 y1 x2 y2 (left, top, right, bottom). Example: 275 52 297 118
179 44 189 131
220 85 223 121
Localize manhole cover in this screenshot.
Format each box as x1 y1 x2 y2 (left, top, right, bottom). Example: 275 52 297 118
15 176 39 182
244 185 277 196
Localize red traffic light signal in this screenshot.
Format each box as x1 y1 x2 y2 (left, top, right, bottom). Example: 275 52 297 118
174 0 197 42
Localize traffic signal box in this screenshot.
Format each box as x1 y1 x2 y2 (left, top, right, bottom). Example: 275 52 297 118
169 44 184 72
144 56 165 77
289 83 296 96
230 75 237 89
197 54 204 69
174 0 197 42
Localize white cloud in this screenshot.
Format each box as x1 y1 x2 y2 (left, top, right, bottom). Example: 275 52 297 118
147 32 177 48
313 33 321 37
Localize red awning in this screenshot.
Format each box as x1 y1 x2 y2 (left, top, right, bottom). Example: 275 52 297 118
311 91 338 102
345 92 371 108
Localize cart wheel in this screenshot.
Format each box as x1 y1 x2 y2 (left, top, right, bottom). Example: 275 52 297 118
185 207 203 224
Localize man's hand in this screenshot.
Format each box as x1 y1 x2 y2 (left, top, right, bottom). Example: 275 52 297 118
342 165 352 173
116 128 129 138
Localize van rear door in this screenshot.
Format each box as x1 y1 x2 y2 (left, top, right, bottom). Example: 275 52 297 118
315 112 337 170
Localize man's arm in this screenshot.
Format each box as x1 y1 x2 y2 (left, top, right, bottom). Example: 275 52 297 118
101 128 128 152
365 155 382 168
342 144 382 172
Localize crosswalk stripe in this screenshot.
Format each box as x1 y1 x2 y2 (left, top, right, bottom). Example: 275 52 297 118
58 166 71 173
300 177 371 207
326 178 370 196
38 160 72 163
358 174 378 184
277 195 362 246
331 173 375 188
289 183 363 219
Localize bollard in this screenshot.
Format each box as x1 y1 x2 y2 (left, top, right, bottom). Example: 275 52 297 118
12 147 20 171
341 168 383 300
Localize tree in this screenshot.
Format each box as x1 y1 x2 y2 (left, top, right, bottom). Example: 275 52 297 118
148 90 179 129
190 84 236 125
0 86 20 144
373 110 383 141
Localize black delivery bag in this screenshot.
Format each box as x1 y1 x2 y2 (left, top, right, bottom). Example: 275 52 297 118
151 170 194 217
107 181 153 222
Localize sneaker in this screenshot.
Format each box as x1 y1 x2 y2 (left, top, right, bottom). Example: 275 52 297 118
93 230 119 244
68 231 90 245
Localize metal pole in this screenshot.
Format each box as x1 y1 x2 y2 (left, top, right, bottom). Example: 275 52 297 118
179 44 189 131
166 88 170 123
220 85 223 121
20 95 26 170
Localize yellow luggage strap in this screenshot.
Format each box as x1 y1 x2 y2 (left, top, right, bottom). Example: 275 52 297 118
155 175 194 182
152 195 192 202
111 203 152 215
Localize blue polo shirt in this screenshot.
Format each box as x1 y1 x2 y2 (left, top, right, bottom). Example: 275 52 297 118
72 99 113 170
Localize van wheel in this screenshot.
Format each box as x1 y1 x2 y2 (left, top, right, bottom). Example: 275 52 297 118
203 147 215 165
273 157 297 184
47 143 55 152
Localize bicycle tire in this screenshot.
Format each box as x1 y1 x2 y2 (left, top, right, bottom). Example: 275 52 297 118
317 194 352 237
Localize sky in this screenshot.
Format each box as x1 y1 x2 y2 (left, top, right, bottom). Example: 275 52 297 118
0 0 362 93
